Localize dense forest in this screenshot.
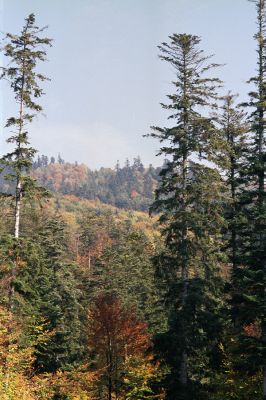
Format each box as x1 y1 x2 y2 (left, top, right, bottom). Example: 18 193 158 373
32 156 160 211
0 2 265 400
1 155 161 211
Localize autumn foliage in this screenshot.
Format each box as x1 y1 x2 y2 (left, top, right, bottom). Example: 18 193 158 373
243 320 262 339
88 294 150 398
0 307 36 400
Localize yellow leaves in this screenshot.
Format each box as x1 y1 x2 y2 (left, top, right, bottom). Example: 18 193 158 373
32 369 97 400
16 256 27 270
121 355 166 399
0 307 34 372
210 339 263 400
0 307 37 400
0 370 36 400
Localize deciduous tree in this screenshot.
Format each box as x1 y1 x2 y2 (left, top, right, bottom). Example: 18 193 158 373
88 294 150 400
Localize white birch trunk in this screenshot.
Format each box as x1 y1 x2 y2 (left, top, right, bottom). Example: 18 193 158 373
14 179 22 239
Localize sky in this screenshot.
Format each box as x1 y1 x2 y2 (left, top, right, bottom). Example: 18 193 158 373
0 0 257 169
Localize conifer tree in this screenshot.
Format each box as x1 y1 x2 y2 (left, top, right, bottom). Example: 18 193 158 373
16 217 86 372
0 13 52 238
149 34 226 398
215 93 248 275
234 1 266 395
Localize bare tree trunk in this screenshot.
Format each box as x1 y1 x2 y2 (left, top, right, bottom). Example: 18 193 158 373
88 250 91 272
13 35 26 239
14 179 22 239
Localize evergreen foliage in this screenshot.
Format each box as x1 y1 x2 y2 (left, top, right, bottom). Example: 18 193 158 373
78 211 166 333
148 33 227 399
0 13 52 238
231 0 266 393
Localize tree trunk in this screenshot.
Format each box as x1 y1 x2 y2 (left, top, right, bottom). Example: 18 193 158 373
180 151 188 386
14 179 22 239
180 257 188 386
179 351 188 385
107 336 113 400
263 318 266 399
88 250 91 272
108 375 112 400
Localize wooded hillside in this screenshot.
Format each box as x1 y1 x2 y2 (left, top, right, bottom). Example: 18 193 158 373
0 156 160 211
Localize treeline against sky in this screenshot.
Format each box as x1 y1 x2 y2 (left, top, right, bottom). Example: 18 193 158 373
0 155 160 211
33 155 160 211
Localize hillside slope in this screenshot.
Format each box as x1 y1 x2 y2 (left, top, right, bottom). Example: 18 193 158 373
31 156 160 211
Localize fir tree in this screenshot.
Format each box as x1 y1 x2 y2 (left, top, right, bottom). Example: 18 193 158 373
233 1 266 395
0 13 52 238
0 13 51 318
214 93 249 275
149 33 226 398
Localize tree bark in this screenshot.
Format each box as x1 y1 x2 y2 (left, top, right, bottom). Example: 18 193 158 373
14 179 22 239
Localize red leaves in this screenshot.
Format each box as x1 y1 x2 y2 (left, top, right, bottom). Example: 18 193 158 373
243 320 262 339
131 190 138 199
88 294 150 361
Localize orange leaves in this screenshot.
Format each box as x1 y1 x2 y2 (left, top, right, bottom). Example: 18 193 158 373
89 231 113 260
87 294 151 398
0 305 98 399
77 231 113 270
0 307 36 399
243 320 262 339
0 306 34 372
33 163 89 193
131 189 138 199
88 294 150 361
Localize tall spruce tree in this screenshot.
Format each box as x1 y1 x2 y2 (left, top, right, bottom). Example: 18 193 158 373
214 93 248 276
149 34 226 398
0 14 51 311
233 0 266 396
0 13 52 238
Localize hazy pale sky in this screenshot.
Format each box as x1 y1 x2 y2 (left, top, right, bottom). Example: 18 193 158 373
0 0 257 168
